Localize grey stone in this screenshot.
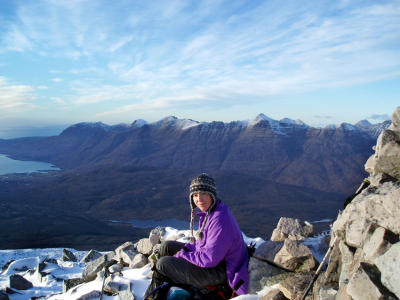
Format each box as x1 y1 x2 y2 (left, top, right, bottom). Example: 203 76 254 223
130 253 148 269
9 274 33 290
375 242 400 298
119 288 135 300
323 238 341 287
365 113 400 180
271 217 314 242
80 250 102 263
248 241 285 293
149 227 162 246
389 106 400 130
62 249 77 262
338 240 354 287
135 238 154 256
76 290 102 300
346 264 383 300
62 278 85 293
261 288 288 300
345 218 369 248
333 182 400 238
316 287 337 300
336 284 352 300
279 272 314 300
115 242 137 266
274 239 317 272
362 226 396 264
104 275 129 295
108 263 122 274
260 272 292 287
82 251 116 282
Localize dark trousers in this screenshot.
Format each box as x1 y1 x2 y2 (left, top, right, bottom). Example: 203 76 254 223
157 240 227 287
144 241 227 299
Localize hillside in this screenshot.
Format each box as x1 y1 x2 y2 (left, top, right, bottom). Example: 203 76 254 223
0 114 389 249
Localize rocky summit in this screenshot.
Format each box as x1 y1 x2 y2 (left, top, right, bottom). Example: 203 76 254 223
313 106 400 300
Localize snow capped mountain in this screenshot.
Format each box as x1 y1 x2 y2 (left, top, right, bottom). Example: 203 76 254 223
355 119 372 128
279 118 308 127
60 114 387 138
339 122 361 131
131 119 148 128
355 119 391 138
151 116 201 130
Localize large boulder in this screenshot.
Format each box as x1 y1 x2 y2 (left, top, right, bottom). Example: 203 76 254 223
261 288 288 300
104 275 129 294
271 217 314 242
62 249 77 262
63 278 85 293
332 182 400 240
375 242 400 298
248 241 285 293
149 227 162 246
274 239 317 272
279 272 314 300
365 106 400 181
9 274 33 290
114 241 137 266
135 238 154 256
130 253 148 269
76 290 102 300
82 251 116 282
80 249 102 263
346 263 397 300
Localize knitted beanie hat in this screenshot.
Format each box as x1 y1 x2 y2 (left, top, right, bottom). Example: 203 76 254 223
189 173 218 243
189 173 217 209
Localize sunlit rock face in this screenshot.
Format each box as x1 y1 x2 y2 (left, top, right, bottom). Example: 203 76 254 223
315 106 400 300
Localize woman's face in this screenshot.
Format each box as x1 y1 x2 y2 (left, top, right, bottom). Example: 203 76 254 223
193 192 213 212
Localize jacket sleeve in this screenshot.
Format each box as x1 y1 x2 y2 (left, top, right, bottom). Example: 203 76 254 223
174 213 233 268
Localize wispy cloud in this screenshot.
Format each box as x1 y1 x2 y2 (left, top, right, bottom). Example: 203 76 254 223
0 0 399 122
0 77 36 113
367 113 391 121
314 115 333 119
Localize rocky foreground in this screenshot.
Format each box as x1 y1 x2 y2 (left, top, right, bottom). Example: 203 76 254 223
1 107 399 300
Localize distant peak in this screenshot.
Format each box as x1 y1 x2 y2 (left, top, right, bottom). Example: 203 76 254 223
160 116 178 122
355 119 372 128
131 119 148 128
69 122 110 130
152 116 200 130
339 122 359 131
279 118 308 127
254 113 273 122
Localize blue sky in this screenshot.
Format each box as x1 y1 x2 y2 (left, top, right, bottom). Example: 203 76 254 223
0 0 399 137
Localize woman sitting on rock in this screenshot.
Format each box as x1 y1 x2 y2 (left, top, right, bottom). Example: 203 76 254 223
144 173 249 299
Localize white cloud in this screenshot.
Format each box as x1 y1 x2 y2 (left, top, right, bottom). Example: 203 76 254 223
51 97 65 104
1 0 399 120
51 78 63 83
0 77 36 113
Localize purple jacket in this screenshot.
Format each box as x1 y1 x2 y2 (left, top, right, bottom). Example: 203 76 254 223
174 201 249 295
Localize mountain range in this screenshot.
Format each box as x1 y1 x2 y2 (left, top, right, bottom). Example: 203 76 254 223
0 114 391 249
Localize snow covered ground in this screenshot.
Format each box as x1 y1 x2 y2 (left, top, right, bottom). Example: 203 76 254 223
0 227 328 299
